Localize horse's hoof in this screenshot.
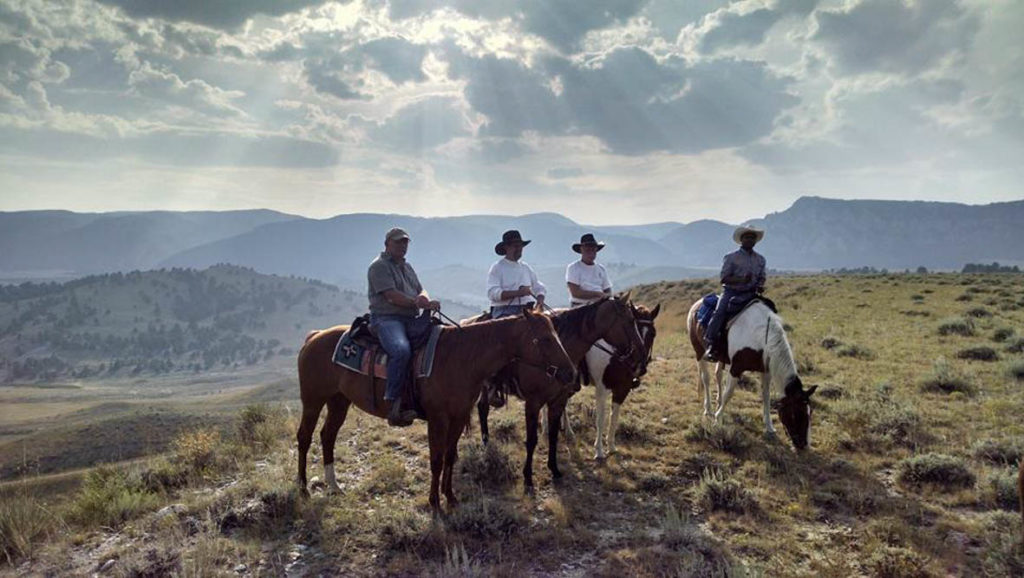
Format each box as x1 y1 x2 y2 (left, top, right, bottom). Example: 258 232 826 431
607 447 617 456
763 431 778 441
550 469 563 480
594 452 606 461
523 484 536 496
326 483 343 495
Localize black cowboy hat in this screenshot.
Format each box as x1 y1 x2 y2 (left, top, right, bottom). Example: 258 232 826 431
495 230 531 255
572 233 606 253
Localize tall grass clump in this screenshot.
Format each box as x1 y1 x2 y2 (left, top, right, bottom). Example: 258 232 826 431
897 454 975 490
982 469 1021 510
1 492 62 564
459 443 517 490
957 346 999 362
992 328 1016 343
236 403 289 452
972 438 1023 466
937 317 975 337
68 466 159 528
173 427 223 480
965 307 993 318
920 358 976 396
696 469 756 514
1006 338 1024 354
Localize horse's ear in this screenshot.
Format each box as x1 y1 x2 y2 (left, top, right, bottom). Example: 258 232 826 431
623 290 632 301
651 303 661 319
804 385 818 400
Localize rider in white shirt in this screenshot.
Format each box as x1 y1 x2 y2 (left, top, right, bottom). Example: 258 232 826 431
566 233 612 307
487 230 547 317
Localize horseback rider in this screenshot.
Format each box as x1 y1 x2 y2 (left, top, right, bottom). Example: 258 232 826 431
566 233 612 308
703 225 766 362
367 227 440 427
483 230 547 407
487 230 547 317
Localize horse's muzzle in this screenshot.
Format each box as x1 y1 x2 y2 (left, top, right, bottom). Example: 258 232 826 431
552 366 576 386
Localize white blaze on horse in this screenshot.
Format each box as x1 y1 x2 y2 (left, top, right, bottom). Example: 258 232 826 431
686 298 817 449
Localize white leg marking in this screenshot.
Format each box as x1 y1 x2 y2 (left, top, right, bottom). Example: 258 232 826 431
324 463 341 493
699 361 713 418
608 402 622 455
761 371 776 435
594 384 607 460
714 373 738 423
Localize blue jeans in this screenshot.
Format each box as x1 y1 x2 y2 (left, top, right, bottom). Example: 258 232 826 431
370 312 433 401
704 288 755 349
491 303 533 318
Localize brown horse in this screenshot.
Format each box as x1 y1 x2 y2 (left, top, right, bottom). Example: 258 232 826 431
475 295 648 489
686 297 816 449
297 309 575 512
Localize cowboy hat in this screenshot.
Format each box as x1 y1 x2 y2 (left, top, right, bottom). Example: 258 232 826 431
733 225 764 244
572 233 606 253
495 230 531 255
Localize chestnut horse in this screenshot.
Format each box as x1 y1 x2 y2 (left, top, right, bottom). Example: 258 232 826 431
686 298 817 449
474 295 648 489
297 309 575 512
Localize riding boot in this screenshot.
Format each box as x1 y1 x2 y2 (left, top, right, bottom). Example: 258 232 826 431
387 397 416 427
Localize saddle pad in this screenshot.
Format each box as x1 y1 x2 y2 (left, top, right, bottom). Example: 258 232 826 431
332 324 443 378
697 293 719 328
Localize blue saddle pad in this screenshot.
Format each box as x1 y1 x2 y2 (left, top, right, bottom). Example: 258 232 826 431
697 293 719 328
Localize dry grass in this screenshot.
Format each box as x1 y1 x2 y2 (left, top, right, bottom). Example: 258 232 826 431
6 273 1024 575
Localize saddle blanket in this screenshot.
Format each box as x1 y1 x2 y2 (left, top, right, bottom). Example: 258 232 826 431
331 324 443 378
698 293 779 330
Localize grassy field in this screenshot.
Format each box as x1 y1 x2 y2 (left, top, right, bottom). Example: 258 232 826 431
2 273 1023 575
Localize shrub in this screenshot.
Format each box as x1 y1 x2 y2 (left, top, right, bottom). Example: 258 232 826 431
965 307 993 318
445 497 525 539
937 317 975 336
955 294 973 302
1006 338 1024 354
867 546 932 578
1009 361 1024 381
983 469 1020 510
1 492 61 564
920 358 976 396
173 428 221 478
696 469 756 514
685 423 749 455
362 453 408 495
957 346 999 362
897 453 975 489
836 344 875 360
459 443 516 490
69 466 159 528
868 405 929 449
820 336 842 350
992 328 1016 343
236 403 288 451
972 439 1023 466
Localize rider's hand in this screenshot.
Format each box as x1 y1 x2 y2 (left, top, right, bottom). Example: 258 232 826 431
536 294 546 306
428 300 441 311
414 294 430 309
518 285 533 297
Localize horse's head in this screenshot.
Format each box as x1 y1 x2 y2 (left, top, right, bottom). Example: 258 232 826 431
629 302 660 377
773 377 818 450
595 292 648 377
517 308 576 386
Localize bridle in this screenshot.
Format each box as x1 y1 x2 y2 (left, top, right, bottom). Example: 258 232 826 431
511 317 571 382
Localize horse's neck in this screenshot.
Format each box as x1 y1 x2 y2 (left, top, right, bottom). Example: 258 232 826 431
448 319 521 383
760 312 797 385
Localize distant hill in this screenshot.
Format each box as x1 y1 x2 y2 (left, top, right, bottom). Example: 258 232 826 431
3 198 1023 293
0 265 475 383
0 210 298 278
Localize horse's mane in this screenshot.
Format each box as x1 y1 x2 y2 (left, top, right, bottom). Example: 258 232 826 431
763 309 799 392
441 314 523 361
551 298 607 343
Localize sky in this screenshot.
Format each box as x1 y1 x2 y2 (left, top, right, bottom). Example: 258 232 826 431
0 0 1021 225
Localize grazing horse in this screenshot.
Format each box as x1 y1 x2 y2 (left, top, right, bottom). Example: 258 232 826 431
474 295 647 489
686 298 817 449
589 303 660 460
297 309 575 512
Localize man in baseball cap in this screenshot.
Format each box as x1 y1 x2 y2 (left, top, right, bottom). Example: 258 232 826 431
367 227 440 426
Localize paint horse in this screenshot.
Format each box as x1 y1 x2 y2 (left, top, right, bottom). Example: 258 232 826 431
587 303 660 459
686 297 817 449
474 295 647 489
297 309 575 512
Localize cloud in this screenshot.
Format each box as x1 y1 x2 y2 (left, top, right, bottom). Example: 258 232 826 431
93 0 342 30
296 36 429 100
813 0 979 75
546 166 582 179
128 62 246 117
365 96 470 151
698 8 783 53
384 0 650 52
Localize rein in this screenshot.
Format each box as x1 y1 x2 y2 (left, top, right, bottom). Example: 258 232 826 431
433 308 464 330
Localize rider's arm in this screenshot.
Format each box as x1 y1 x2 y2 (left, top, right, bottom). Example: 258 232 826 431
568 282 605 300
382 289 418 309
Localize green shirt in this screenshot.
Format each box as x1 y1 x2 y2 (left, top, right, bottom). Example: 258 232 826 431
367 252 423 316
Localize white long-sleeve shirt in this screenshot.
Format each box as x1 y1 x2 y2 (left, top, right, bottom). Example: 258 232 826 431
487 258 547 306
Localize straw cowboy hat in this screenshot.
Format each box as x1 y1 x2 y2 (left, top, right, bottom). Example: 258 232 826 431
572 233 606 253
495 230 531 255
732 225 765 244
